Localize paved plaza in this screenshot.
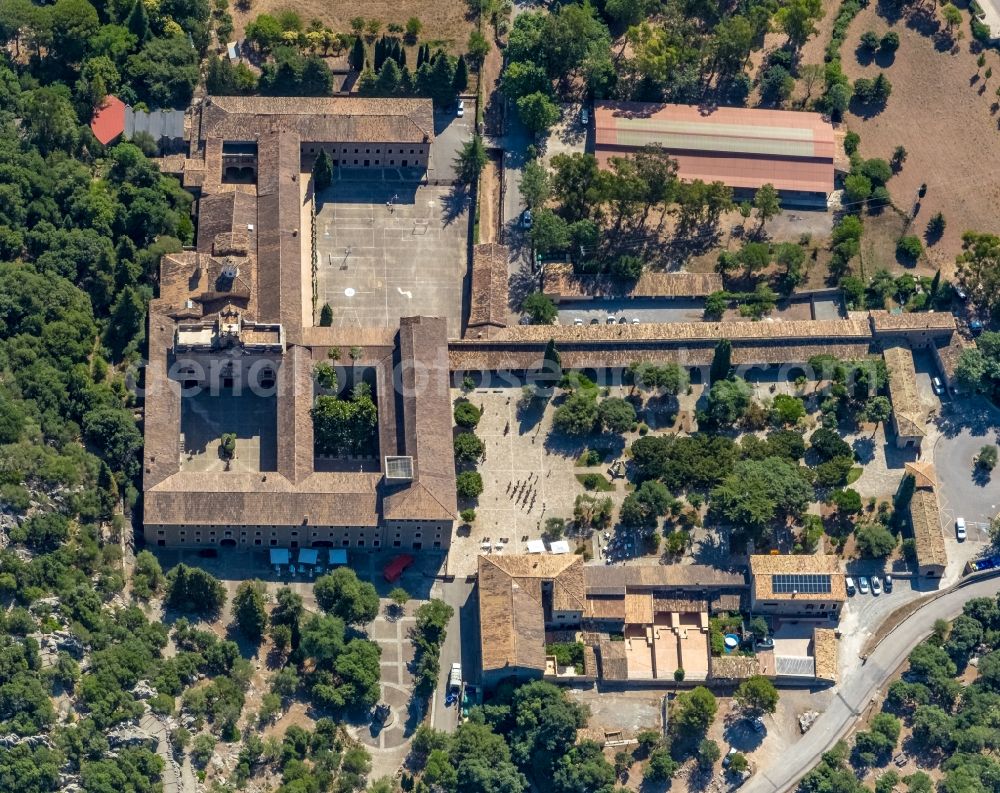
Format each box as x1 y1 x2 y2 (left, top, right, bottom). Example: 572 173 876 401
314 180 470 338
179 391 276 473
448 387 632 576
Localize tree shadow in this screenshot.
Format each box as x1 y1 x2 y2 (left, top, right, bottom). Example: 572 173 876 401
440 184 470 227
852 435 877 464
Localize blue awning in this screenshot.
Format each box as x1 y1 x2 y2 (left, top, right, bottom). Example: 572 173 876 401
328 549 348 566
269 548 290 565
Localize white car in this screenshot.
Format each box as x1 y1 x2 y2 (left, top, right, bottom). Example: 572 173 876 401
857 576 870 594
956 517 967 541
932 377 944 396
871 575 882 595
845 576 856 596
456 101 464 117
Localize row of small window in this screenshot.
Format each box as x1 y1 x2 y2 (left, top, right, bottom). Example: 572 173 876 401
307 146 422 155
154 537 444 549
761 602 838 610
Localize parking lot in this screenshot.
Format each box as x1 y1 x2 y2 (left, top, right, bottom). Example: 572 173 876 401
427 107 474 183
314 181 470 338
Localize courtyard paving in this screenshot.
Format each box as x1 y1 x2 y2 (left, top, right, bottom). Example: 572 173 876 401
314 180 470 338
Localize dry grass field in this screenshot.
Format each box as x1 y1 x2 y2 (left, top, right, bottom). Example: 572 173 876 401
230 0 476 54
839 1 1000 273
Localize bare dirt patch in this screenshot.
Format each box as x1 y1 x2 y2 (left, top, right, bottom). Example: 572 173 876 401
839 3 1000 273
230 2 475 55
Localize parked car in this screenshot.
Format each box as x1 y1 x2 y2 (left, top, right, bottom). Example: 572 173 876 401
955 286 967 300
606 315 617 324
456 100 464 117
751 717 766 734
956 517 967 541
970 320 984 334
883 574 893 592
520 209 532 228
618 316 628 324
857 576 870 594
632 317 640 324
573 318 583 326
871 575 882 595
845 576 856 596
932 377 944 396
723 748 738 769
581 107 589 125
590 318 600 325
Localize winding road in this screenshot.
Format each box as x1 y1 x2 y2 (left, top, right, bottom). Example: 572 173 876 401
745 573 1000 793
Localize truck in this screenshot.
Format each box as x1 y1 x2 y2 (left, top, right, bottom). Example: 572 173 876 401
448 662 462 693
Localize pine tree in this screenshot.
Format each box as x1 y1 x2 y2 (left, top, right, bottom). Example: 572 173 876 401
929 270 941 298
376 59 401 96
709 339 732 384
453 55 468 94
127 0 151 44
400 66 414 96
320 303 334 326
398 45 407 69
349 36 365 71
313 149 333 191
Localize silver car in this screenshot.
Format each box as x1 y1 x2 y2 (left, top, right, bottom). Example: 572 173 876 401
857 576 870 594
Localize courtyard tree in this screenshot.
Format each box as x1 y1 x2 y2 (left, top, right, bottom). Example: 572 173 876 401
976 444 998 471
454 400 482 428
232 580 269 642
314 567 379 625
734 675 779 718
520 159 551 209
529 208 571 254
454 432 485 462
864 395 892 436
312 148 332 191
705 377 752 425
771 394 805 426
522 291 557 324
597 397 636 434
455 135 487 184
349 35 365 71
753 183 782 231
319 303 333 326
855 522 896 557
672 686 717 738
553 390 599 435
711 457 812 534
620 480 675 529
517 91 561 135
710 339 733 384
456 470 484 499
165 564 226 616
698 739 721 769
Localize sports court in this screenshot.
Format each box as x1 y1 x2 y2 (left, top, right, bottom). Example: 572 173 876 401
314 179 470 338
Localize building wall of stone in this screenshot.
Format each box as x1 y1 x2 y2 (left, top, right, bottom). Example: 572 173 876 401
146 522 382 549
750 596 842 617
301 141 430 168
382 519 453 550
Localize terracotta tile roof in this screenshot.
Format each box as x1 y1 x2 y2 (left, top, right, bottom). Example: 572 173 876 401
542 262 723 300
597 634 629 680
934 333 973 383
594 101 835 195
710 654 762 679
448 341 874 371
749 554 846 602
382 317 458 521
467 244 509 332
625 592 654 624
904 461 937 489
199 96 434 144
146 471 381 526
585 595 627 620
196 192 257 253
276 345 314 485
90 95 127 145
883 345 926 439
142 308 183 490
456 317 873 345
812 627 838 682
583 564 746 594
909 487 947 570
477 554 585 673
869 311 956 333
158 251 256 321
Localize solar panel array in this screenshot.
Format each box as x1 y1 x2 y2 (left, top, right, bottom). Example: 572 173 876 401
771 573 832 595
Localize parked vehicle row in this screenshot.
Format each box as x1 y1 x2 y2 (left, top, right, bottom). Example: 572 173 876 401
846 574 893 596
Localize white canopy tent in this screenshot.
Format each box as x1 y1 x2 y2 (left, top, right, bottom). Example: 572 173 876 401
549 540 571 554
525 539 546 554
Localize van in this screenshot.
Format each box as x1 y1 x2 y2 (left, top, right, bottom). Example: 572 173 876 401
845 576 856 596
448 662 462 692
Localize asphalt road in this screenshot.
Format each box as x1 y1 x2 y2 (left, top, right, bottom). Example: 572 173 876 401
744 573 1000 793
429 578 477 733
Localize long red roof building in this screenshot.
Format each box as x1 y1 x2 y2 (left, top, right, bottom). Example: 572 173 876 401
594 101 837 206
